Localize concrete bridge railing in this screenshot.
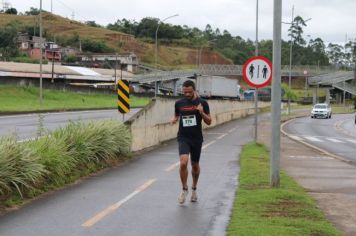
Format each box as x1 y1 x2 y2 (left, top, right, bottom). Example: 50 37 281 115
125 98 270 152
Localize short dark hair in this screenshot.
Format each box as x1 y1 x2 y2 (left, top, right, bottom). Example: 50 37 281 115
183 80 195 90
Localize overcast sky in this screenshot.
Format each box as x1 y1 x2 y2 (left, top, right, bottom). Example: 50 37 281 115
6 0 356 44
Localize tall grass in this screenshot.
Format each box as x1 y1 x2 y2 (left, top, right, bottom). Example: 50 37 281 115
0 120 131 204
0 137 46 198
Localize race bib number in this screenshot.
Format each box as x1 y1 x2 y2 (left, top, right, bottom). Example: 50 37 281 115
182 115 197 127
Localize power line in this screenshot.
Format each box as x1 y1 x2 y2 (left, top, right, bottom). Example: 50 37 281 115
54 0 90 23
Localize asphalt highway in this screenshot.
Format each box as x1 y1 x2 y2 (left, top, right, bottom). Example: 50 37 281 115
0 109 140 141
283 113 356 164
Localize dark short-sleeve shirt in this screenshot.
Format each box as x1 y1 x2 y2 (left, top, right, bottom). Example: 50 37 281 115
175 97 210 142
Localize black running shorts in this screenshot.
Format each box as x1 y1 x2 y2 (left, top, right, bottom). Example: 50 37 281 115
178 139 203 163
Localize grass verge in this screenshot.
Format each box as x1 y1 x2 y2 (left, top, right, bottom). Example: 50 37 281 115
0 120 131 211
0 85 150 113
227 143 342 236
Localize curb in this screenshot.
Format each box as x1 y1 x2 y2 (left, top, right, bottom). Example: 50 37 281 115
280 117 354 165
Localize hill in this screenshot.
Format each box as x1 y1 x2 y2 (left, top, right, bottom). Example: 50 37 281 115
0 12 232 69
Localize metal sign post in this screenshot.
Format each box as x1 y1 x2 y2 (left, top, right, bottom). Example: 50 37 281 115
242 56 273 142
117 79 130 121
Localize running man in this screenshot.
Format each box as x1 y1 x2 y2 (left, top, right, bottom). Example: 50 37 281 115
171 80 212 204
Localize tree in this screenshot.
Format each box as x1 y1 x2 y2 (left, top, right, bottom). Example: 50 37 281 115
309 38 326 54
135 17 159 38
327 43 344 65
345 40 356 67
282 83 298 101
0 25 19 59
85 21 102 28
25 7 40 15
288 16 307 46
5 8 17 15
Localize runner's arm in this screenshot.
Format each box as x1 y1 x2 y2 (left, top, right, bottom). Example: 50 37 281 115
196 102 211 125
171 102 180 125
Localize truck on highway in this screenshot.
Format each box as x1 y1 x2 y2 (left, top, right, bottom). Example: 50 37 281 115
195 76 240 99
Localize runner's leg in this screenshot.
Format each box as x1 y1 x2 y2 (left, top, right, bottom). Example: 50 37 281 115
180 155 189 189
191 161 200 189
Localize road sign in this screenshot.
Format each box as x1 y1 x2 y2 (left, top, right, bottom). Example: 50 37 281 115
117 79 130 114
243 56 272 88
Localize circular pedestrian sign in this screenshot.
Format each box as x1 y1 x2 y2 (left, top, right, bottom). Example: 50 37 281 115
243 56 272 88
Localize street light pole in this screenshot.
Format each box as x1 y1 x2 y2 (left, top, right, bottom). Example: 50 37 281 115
198 39 216 67
154 14 178 96
284 7 311 115
39 0 43 104
287 6 294 115
271 0 282 188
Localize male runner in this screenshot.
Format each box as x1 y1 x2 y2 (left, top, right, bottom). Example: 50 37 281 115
171 80 211 204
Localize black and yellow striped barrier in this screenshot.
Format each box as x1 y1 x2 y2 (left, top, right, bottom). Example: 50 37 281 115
117 79 130 114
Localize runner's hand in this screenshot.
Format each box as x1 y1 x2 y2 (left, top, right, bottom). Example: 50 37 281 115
196 104 204 114
170 116 178 125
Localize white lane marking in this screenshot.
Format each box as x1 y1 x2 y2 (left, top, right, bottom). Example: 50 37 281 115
165 161 180 172
304 136 323 142
346 139 356 144
205 132 225 135
81 179 156 227
217 133 228 140
289 135 304 141
325 138 344 143
202 140 216 149
288 155 333 160
228 126 238 133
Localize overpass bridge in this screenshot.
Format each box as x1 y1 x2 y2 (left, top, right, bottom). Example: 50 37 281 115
133 65 355 100
132 64 348 83
307 71 355 103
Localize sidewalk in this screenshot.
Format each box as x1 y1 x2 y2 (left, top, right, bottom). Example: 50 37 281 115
258 114 356 236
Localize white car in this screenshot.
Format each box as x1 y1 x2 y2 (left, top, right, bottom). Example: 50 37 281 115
311 103 332 119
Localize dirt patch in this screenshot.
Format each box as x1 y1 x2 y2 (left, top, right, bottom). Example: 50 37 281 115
262 199 318 219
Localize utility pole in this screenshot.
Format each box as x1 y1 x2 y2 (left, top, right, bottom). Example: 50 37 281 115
287 6 294 115
254 0 259 143
154 14 178 96
39 0 43 104
51 0 53 13
114 53 118 86
270 0 282 188
51 51 55 83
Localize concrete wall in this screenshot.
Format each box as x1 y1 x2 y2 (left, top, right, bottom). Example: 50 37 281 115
126 98 270 152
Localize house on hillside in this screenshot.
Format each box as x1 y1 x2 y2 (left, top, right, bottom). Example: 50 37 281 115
17 33 64 61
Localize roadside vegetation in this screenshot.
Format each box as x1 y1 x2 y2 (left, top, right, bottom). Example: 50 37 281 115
227 143 342 236
0 120 131 210
0 85 150 113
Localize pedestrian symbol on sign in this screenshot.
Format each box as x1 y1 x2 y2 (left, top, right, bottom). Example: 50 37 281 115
249 64 255 78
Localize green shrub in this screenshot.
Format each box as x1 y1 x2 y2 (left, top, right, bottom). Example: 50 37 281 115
52 120 131 165
0 120 132 203
0 137 46 197
30 136 77 186
11 56 48 64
